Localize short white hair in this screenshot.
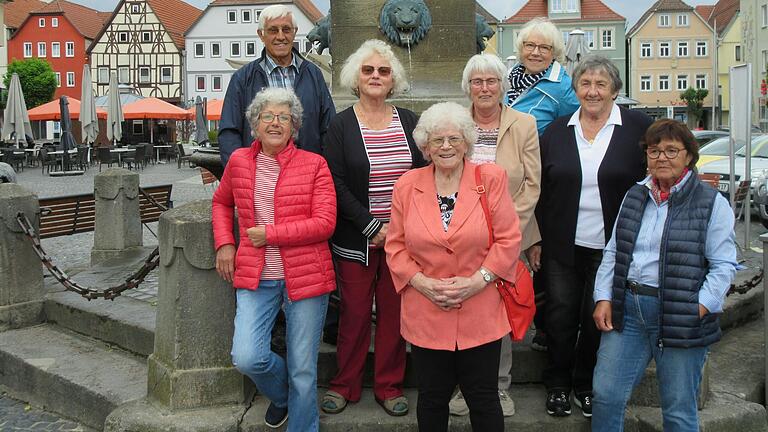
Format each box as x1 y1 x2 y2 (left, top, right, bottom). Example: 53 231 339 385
246 87 303 141
338 39 409 98
516 17 565 63
461 53 510 100
413 102 478 161
258 5 297 31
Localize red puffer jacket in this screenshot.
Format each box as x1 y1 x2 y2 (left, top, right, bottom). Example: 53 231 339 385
212 140 337 301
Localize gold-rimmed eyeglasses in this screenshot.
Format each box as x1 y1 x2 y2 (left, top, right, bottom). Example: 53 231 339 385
522 41 553 54
428 136 464 148
258 112 292 124
265 26 296 36
646 147 686 159
469 78 501 88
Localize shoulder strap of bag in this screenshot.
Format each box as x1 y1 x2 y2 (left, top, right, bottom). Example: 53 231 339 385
474 165 494 247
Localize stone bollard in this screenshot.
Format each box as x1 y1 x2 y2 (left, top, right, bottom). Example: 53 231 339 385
0 184 44 330
90 168 143 265
147 199 243 409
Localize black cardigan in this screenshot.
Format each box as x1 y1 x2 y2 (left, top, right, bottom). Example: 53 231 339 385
322 106 426 265
535 106 653 266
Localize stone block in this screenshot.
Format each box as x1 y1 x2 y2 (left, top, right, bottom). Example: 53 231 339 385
91 169 142 265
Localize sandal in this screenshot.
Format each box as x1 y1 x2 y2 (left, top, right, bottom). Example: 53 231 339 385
321 390 347 414
376 395 409 416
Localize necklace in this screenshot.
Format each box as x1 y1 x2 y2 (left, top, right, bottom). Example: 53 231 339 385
355 103 392 130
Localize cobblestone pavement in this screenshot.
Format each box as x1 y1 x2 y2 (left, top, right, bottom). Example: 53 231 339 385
0 393 90 431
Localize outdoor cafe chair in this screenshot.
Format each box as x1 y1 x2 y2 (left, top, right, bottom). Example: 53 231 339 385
76 146 89 171
97 147 115 172
123 145 145 171
39 148 60 174
177 143 193 169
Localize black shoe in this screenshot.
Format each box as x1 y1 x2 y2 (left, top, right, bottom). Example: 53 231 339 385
265 402 288 428
531 330 548 352
574 393 592 418
546 391 571 417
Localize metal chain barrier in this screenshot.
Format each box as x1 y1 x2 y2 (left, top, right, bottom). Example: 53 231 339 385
14 187 169 301
728 268 763 296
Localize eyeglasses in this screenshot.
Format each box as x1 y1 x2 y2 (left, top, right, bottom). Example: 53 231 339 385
265 26 296 36
646 147 686 159
258 112 292 124
361 65 392 76
428 136 464 148
469 78 501 88
522 41 553 54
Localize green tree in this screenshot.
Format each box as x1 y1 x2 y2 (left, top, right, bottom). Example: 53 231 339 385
679 87 709 128
3 58 56 109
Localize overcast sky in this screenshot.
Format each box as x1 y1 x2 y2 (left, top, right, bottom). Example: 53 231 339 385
64 0 718 28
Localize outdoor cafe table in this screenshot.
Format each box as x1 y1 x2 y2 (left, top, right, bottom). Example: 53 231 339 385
110 147 135 165
153 145 171 163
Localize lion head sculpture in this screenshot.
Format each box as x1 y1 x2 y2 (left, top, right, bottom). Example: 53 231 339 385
475 13 495 54
379 0 432 48
308 15 331 55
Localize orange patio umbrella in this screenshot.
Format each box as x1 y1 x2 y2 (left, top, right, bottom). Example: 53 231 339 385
186 98 223 121
122 97 192 120
27 98 107 121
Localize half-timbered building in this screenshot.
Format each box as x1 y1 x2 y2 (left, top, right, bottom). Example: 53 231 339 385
87 0 202 104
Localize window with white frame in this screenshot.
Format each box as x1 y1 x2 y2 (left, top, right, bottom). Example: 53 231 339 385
658 75 670 91
23 43 32 58
659 41 670 57
696 41 708 57
658 14 670 27
677 74 688 90
641 42 652 58
39 18 45 27
119 32 129 43
37 42 46 57
55 72 61 87
255 9 262 21
118 66 129 84
131 3 140 13
66 72 75 87
600 28 613 49
142 31 152 43
212 75 222 92
695 74 706 89
51 42 60 58
194 42 204 57
160 67 172 83
227 10 237 23
196 75 205 92
550 0 578 12
242 9 252 23
677 13 689 26
231 42 241 57
640 75 652 91
677 41 689 57
762 4 767 27
735 45 743 62
211 42 221 57
584 30 595 49
246 41 256 56
65 41 74 57
139 67 150 83
98 67 109 83
762 50 768 72
52 18 58 27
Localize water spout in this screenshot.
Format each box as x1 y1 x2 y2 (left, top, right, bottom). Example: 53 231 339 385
406 39 414 105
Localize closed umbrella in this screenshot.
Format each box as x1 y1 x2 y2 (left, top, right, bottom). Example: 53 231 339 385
564 29 591 76
194 96 209 146
106 73 123 145
58 95 78 172
80 65 99 145
1 73 33 148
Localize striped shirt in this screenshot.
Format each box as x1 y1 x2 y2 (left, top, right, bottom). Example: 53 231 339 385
359 107 412 224
261 54 298 89
471 126 499 165
253 152 284 279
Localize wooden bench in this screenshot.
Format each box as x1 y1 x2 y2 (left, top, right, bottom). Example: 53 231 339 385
38 184 173 239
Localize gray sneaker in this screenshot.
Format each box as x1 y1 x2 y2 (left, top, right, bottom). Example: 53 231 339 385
448 390 469 416
498 389 516 416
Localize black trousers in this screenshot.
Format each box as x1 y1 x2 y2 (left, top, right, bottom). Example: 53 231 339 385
411 339 503 432
542 246 603 396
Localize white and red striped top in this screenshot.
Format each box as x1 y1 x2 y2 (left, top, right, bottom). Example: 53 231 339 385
253 152 284 279
359 107 413 223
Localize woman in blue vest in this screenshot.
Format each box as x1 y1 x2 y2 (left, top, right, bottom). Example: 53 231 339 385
591 119 738 432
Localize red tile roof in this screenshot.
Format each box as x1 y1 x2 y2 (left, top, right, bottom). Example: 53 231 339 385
208 0 324 23
147 0 203 49
695 5 715 21
4 0 45 29
504 0 624 24
32 0 109 40
706 0 739 36
628 0 695 36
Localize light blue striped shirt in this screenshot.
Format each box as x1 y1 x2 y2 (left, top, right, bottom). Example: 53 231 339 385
594 171 738 313
261 54 298 89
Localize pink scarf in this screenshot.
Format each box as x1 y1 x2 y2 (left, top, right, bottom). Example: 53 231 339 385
650 168 689 205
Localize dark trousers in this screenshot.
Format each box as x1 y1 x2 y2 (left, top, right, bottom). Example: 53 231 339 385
542 246 602 396
533 269 547 331
411 339 503 432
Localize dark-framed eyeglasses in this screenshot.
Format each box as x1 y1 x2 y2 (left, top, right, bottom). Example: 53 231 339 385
522 41 553 54
361 65 392 76
258 112 292 124
646 147 686 159
265 26 296 36
428 136 464 148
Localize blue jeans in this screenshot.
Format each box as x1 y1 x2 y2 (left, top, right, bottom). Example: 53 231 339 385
231 280 328 432
592 292 708 432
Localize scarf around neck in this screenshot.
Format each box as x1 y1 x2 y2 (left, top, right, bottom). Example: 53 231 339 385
649 168 690 205
506 63 547 104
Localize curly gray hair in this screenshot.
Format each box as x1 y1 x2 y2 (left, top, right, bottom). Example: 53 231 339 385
338 39 409 98
413 102 478 161
246 87 303 141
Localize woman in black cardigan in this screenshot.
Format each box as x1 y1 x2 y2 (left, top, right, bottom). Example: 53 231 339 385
321 39 425 417
535 56 653 418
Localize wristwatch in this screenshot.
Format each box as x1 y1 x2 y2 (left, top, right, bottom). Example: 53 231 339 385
479 267 494 283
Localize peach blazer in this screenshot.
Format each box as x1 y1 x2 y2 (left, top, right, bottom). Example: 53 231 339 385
385 160 522 350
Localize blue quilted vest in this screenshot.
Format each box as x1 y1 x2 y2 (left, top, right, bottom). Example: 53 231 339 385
611 175 720 348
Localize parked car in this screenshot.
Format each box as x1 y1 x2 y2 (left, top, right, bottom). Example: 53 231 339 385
692 130 728 147
752 172 768 228
697 135 768 202
696 134 767 168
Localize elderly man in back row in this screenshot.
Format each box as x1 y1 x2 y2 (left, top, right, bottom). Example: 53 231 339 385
219 4 335 164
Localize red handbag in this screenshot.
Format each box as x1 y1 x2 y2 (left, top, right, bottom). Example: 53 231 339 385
474 166 536 342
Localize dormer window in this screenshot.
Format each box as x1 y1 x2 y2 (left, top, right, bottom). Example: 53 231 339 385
677 13 689 27
658 14 671 27
550 0 579 13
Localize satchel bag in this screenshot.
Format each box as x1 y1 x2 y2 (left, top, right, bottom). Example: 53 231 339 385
474 166 536 342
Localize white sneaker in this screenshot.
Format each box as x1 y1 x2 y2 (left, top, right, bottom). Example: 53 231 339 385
448 390 469 416
498 389 516 417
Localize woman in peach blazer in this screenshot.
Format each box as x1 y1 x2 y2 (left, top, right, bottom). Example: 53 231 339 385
385 102 521 432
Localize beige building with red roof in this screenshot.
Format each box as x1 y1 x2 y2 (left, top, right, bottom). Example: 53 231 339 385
497 0 627 89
